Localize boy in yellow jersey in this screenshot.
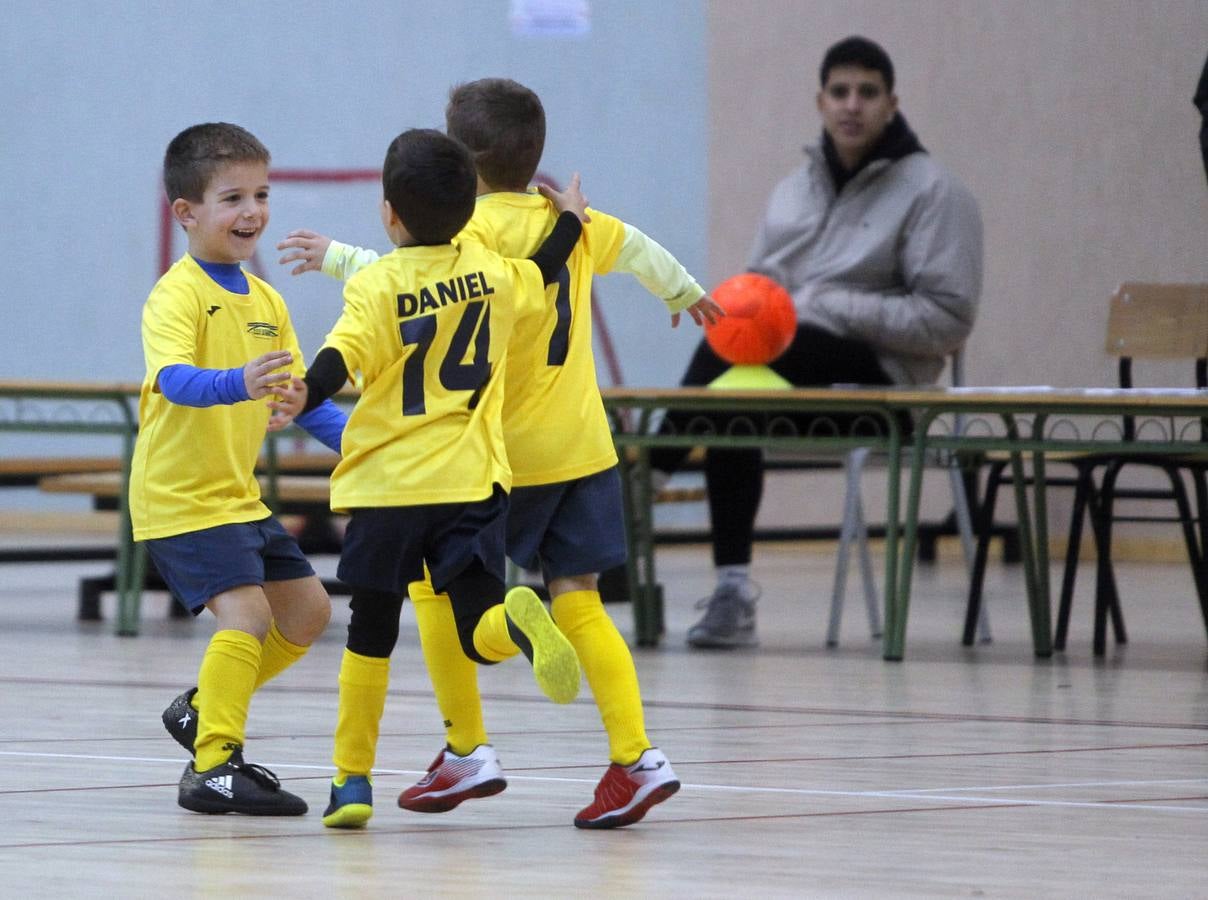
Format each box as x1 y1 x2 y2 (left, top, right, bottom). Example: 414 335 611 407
278 79 721 829
134 123 345 816
270 127 589 829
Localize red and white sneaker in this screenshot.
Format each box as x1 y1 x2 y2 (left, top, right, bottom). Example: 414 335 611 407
397 744 507 813
574 747 680 829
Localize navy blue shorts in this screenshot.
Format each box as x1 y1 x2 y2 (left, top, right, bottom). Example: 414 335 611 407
144 516 315 614
507 467 627 580
338 486 509 595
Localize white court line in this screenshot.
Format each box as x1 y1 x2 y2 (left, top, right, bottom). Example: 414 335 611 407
3 750 1206 814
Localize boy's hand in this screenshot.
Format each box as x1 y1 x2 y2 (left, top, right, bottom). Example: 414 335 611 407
538 173 591 223
277 229 333 275
267 376 308 431
244 350 293 400
673 293 725 328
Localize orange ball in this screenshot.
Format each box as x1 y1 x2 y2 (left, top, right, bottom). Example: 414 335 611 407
704 273 797 365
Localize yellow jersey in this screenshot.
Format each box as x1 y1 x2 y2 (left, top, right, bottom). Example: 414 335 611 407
321 240 545 511
130 254 306 540
458 191 625 486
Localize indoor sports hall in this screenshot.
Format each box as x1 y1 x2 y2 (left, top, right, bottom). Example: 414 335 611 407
2 2 1206 897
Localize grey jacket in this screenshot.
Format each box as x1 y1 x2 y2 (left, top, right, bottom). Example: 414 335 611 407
747 143 983 385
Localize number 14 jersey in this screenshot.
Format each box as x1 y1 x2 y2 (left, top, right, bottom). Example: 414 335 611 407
321 240 545 511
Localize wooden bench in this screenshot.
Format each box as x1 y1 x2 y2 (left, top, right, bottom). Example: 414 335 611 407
0 456 125 486
0 457 134 578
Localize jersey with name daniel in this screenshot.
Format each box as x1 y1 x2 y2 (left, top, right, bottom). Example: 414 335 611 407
322 240 544 511
458 191 625 486
130 254 306 541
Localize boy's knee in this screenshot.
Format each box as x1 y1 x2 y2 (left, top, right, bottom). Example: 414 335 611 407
550 585 603 629
269 576 332 645
453 603 498 664
347 587 403 658
445 562 506 664
300 594 332 642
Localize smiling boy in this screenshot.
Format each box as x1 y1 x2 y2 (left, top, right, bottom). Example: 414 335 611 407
133 122 345 816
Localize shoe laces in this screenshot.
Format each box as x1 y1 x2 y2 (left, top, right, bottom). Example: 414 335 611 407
692 581 760 630
231 757 282 791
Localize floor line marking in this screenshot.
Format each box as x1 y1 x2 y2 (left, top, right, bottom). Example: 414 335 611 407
2 749 1206 813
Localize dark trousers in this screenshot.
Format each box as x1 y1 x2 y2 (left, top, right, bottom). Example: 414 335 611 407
648 325 895 567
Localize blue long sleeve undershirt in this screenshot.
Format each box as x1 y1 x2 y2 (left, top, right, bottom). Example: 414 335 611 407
159 363 250 406
293 400 346 453
158 364 345 452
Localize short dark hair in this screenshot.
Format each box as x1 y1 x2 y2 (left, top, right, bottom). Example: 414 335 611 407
381 128 477 245
445 78 545 190
163 122 270 203
820 36 895 93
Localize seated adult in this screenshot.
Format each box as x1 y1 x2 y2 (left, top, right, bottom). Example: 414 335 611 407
649 35 984 648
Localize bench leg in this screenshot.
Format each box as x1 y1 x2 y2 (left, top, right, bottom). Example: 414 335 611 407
78 575 113 621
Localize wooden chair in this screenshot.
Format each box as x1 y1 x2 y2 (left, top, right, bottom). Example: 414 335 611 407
965 282 1208 655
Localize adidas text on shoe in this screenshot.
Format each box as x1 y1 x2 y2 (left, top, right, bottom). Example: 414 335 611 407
162 687 199 756
574 747 680 829
686 582 759 648
322 775 373 828
504 586 581 703
178 748 307 816
398 744 507 813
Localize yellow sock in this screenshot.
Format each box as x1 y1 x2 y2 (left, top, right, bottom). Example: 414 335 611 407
254 621 308 689
195 629 263 771
332 649 390 781
472 604 520 662
552 590 650 764
411 578 489 756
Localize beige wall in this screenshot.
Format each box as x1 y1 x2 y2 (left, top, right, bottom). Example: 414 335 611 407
706 0 1208 545
708 0 1208 389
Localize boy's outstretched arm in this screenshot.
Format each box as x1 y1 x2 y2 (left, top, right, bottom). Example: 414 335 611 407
278 229 380 280
674 294 724 328
611 223 724 328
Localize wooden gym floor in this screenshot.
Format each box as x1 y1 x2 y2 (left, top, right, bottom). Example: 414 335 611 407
1 534 1205 898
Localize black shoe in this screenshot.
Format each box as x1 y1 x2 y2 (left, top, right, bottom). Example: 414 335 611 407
178 747 308 816
162 688 199 756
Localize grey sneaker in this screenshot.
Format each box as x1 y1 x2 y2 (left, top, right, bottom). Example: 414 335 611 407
686 581 759 648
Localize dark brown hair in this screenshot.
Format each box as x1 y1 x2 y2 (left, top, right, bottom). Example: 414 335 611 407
381 128 477 244
162 122 270 203
445 78 545 190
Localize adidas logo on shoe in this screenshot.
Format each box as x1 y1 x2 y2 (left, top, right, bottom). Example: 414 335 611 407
178 748 307 816
205 774 234 798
